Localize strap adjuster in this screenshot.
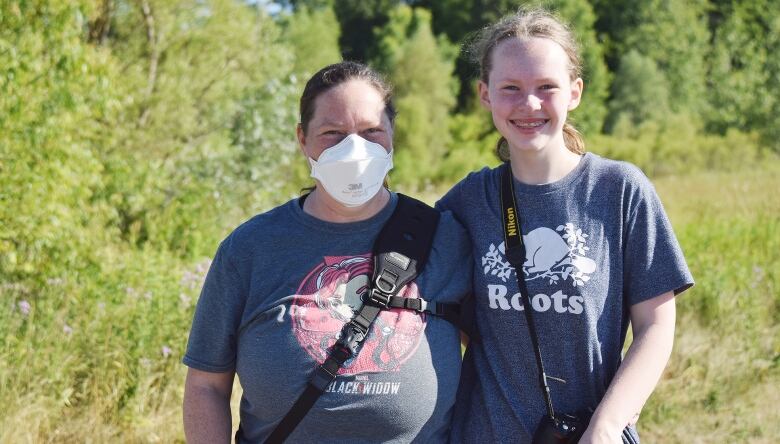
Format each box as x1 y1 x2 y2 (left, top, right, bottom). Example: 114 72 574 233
367 288 391 307
403 297 426 313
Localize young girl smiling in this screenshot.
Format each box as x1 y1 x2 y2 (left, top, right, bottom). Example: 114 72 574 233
440 8 694 444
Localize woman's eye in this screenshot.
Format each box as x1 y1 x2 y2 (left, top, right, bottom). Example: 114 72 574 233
540 84 558 91
502 85 519 91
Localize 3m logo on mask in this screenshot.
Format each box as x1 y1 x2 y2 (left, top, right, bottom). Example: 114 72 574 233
348 183 363 191
481 224 597 315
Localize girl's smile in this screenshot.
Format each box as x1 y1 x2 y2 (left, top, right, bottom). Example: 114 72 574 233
479 37 582 156
510 118 549 132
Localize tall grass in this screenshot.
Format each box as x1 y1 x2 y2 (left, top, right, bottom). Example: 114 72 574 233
1 163 778 442
0 246 205 442
640 164 780 443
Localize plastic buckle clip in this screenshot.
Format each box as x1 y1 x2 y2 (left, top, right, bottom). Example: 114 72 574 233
336 326 365 356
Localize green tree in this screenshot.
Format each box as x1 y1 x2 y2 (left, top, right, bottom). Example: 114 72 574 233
606 50 670 132
594 0 709 116
332 0 402 61
371 5 458 188
707 0 780 149
0 0 116 280
416 0 525 44
94 0 296 255
281 4 342 77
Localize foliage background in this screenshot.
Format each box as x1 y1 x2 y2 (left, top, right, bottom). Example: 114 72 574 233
1 0 778 442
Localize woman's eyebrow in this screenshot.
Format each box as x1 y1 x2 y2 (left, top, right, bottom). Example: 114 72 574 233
315 119 345 127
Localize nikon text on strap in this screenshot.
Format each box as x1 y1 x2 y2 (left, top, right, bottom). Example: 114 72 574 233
264 194 458 444
499 163 560 421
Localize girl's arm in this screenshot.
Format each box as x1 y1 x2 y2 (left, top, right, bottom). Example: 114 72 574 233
580 291 676 444
183 368 235 443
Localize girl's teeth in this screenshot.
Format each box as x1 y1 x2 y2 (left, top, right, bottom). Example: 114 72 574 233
514 121 544 128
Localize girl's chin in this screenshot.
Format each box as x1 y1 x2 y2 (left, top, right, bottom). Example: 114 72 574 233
505 136 549 153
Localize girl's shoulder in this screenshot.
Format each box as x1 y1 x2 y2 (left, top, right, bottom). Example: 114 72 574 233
585 153 654 191
436 165 502 213
448 165 501 189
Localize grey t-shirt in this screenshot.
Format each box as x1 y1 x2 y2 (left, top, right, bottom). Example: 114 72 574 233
183 192 472 443
437 153 693 443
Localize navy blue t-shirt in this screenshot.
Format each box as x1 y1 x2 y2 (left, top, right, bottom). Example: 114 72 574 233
438 153 693 443
184 193 472 443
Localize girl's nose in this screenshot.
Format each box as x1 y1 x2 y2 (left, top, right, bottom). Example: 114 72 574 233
520 94 542 110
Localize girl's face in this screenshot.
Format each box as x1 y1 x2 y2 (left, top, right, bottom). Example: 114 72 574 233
297 79 393 160
479 37 582 156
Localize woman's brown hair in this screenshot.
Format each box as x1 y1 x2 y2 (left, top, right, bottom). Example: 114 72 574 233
299 61 397 135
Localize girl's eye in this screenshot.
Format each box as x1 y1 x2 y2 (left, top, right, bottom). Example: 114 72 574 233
502 85 520 91
540 84 559 91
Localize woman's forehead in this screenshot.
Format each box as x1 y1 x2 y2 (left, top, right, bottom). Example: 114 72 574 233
310 80 388 126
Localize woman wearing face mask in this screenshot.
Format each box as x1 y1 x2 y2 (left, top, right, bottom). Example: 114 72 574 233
181 61 471 443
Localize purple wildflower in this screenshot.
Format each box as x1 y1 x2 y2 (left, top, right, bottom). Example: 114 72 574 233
18 300 31 316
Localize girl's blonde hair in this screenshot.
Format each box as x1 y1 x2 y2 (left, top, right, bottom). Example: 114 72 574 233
469 7 585 160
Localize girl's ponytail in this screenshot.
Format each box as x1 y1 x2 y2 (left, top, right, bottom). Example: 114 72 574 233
496 137 510 162
562 123 585 155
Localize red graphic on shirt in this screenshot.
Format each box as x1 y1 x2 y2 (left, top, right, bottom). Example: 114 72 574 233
290 254 426 374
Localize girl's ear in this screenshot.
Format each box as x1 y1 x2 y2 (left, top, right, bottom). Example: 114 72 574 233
568 78 584 111
478 80 492 109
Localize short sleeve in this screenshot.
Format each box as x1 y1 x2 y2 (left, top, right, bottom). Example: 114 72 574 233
623 177 694 306
421 211 473 304
182 236 248 372
435 181 462 214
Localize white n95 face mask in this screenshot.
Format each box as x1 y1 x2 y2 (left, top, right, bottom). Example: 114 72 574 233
309 133 393 207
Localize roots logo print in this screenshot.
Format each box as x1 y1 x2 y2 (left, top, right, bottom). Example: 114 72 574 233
482 224 597 287
291 254 425 375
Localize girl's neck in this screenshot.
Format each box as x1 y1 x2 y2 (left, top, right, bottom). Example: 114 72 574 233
509 143 582 185
303 186 391 223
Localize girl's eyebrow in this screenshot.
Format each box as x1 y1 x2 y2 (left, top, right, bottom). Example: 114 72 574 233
492 73 561 81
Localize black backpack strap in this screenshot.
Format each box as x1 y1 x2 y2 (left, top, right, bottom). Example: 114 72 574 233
374 195 464 327
265 194 441 444
386 295 462 323
365 194 439 307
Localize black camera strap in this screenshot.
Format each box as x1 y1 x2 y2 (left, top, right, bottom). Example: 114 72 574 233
265 194 458 444
499 163 558 420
